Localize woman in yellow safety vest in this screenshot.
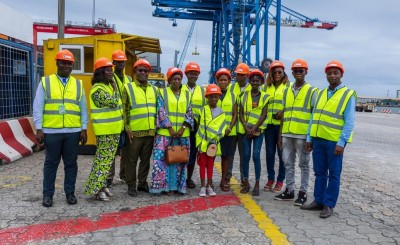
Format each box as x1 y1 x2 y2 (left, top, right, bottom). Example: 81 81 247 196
84 58 124 201
149 67 194 195
262 60 291 193
239 69 271 195
215 68 238 192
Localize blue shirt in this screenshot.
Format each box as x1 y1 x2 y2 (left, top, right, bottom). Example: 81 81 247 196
33 76 89 134
306 83 355 147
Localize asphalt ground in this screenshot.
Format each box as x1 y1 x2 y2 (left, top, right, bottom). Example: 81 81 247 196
0 112 399 245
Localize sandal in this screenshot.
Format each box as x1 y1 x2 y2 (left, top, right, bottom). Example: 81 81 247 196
186 179 196 189
251 187 260 196
220 181 230 192
240 184 250 194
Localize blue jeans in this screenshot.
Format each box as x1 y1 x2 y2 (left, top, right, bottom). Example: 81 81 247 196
265 124 285 182
237 133 246 180
188 120 198 166
43 132 80 197
312 137 344 208
243 134 263 181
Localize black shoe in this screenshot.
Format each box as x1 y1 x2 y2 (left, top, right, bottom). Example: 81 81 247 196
42 196 53 207
186 179 196 189
66 193 77 205
137 185 149 193
106 179 113 187
128 185 138 197
320 206 333 218
274 188 294 201
300 201 324 211
294 191 307 206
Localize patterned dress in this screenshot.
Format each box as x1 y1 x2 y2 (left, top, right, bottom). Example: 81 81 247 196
149 94 194 194
84 87 121 195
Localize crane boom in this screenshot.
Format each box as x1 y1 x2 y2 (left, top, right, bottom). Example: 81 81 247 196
177 20 196 68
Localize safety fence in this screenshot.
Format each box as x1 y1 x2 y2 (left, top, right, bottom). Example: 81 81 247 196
0 38 34 120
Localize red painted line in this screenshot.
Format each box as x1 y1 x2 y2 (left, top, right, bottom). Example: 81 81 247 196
0 194 240 244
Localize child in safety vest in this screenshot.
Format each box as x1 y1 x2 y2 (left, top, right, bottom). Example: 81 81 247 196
196 84 227 197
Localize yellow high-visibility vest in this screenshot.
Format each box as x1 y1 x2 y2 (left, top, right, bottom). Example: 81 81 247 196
217 89 237 136
282 83 317 135
90 83 124 135
229 83 251 134
196 105 227 156
124 81 157 131
114 73 132 98
183 84 205 123
310 87 356 142
42 74 82 128
262 82 291 125
238 90 271 134
157 87 191 137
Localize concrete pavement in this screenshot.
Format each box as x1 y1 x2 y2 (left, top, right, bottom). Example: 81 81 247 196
0 112 399 244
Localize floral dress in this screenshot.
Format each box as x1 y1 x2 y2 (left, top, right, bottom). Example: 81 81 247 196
149 94 194 194
84 87 121 195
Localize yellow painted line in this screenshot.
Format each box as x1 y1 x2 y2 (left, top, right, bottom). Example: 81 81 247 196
0 175 32 188
215 162 291 245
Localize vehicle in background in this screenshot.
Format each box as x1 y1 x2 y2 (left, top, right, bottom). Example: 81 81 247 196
356 102 375 112
148 72 166 88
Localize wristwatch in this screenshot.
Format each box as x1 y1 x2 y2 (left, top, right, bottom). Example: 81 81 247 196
182 125 187 129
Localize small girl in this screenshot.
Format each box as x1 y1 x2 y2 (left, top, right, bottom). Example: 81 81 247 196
196 84 227 197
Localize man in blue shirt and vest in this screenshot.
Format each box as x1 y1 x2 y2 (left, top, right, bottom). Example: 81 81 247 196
301 60 356 219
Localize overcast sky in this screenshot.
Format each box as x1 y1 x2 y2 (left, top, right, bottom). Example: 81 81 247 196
1 0 399 97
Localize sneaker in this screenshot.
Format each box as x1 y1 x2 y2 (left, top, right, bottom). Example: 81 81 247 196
294 191 307 206
274 188 294 200
207 186 216 196
272 181 284 192
199 187 207 197
263 180 275 191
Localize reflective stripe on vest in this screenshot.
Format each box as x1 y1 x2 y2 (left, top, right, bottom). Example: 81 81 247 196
90 83 124 135
282 83 317 135
238 91 271 134
185 85 205 122
125 82 157 131
42 74 82 128
310 87 355 142
217 89 237 136
196 105 227 155
114 73 132 98
157 87 191 137
264 82 290 125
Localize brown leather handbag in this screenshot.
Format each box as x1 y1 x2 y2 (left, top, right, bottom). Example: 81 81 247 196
165 139 189 164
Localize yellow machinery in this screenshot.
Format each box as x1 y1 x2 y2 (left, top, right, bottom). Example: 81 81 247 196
148 72 166 89
43 33 161 154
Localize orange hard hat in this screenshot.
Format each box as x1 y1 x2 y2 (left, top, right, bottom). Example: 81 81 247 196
291 58 308 71
94 57 114 71
215 68 232 80
55 49 75 62
166 67 183 81
234 63 250 75
184 62 201 74
249 69 265 80
205 84 222 96
325 60 344 74
133 59 152 72
112 50 127 61
269 60 285 71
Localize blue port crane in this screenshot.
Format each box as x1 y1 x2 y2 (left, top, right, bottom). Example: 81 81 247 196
175 20 197 68
152 0 337 83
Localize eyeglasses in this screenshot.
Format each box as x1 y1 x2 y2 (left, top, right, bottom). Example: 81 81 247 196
272 70 283 75
137 69 149 73
292 69 305 74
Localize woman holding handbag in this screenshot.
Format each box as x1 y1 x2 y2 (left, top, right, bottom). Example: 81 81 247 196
196 84 227 197
84 58 124 201
239 69 271 196
149 67 194 195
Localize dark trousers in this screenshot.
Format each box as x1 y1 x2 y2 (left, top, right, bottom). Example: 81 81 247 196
125 136 154 188
265 124 285 182
222 135 237 181
237 133 246 180
188 120 198 166
43 132 80 197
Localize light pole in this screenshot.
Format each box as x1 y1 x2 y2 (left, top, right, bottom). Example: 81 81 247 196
57 0 65 38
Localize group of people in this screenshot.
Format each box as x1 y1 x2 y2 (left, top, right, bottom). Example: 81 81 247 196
33 49 355 219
